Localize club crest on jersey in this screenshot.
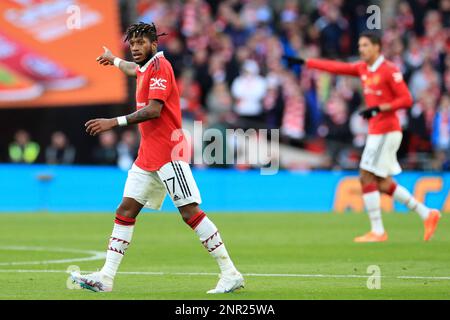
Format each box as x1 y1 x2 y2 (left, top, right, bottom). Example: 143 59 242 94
150 77 167 90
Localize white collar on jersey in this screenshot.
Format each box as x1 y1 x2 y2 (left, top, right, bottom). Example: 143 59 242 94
138 51 164 72
368 55 385 72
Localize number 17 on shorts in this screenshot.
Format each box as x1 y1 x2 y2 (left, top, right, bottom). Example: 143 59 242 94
158 161 202 207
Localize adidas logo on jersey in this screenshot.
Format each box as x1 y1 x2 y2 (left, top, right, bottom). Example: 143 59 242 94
173 194 181 201
150 77 167 90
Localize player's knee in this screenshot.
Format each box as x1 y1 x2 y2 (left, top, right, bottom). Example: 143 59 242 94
178 203 201 223
179 211 191 223
378 179 396 195
116 203 137 219
359 175 373 186
378 181 388 193
359 171 377 187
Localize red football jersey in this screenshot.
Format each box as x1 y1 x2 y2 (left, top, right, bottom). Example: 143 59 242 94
306 56 413 134
134 52 186 171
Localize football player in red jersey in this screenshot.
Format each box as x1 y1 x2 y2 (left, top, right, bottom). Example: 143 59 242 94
285 32 441 242
71 22 244 293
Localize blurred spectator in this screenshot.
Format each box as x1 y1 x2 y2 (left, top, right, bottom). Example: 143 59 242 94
93 131 118 166
177 68 204 120
226 45 250 85
202 80 236 168
432 94 450 170
218 0 251 48
206 82 233 124
422 10 447 60
409 60 441 100
231 59 267 129
208 53 228 84
164 37 187 77
181 0 213 52
404 36 425 72
317 92 352 167
397 1 415 34
442 0 450 28
240 0 273 32
349 110 368 148
192 49 213 106
117 130 139 171
320 93 352 143
314 3 349 58
404 93 434 169
444 54 450 93
263 66 284 130
280 72 306 140
45 131 76 164
8 130 40 164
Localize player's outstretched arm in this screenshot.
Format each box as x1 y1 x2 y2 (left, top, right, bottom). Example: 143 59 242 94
96 46 137 77
85 100 163 136
283 55 360 77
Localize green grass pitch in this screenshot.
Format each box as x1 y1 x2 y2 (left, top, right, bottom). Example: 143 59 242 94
0 212 449 300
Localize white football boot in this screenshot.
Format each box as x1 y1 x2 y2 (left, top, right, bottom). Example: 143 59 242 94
71 271 113 292
207 270 245 294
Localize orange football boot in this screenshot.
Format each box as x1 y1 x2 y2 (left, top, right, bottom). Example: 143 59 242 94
424 209 441 241
354 231 388 243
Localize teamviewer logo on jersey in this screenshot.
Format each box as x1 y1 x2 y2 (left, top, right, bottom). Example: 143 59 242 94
150 78 167 90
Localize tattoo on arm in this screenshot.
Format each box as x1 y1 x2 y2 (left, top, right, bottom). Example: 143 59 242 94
125 100 163 125
125 107 153 124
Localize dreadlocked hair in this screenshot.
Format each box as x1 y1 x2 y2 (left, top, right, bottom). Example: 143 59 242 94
124 22 168 42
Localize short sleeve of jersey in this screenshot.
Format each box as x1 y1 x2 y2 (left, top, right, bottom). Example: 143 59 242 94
148 61 172 103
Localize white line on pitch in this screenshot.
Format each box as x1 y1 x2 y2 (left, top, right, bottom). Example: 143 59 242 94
0 269 449 281
0 246 106 266
397 276 450 280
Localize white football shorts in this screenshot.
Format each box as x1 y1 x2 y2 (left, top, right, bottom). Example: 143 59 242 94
123 161 202 209
360 131 402 178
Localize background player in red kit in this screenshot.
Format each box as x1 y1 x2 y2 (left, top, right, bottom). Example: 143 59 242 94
71 22 244 293
285 32 441 243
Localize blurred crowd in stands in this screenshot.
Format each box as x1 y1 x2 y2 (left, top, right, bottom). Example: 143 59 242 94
7 0 450 171
8 129 139 171
139 0 449 171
